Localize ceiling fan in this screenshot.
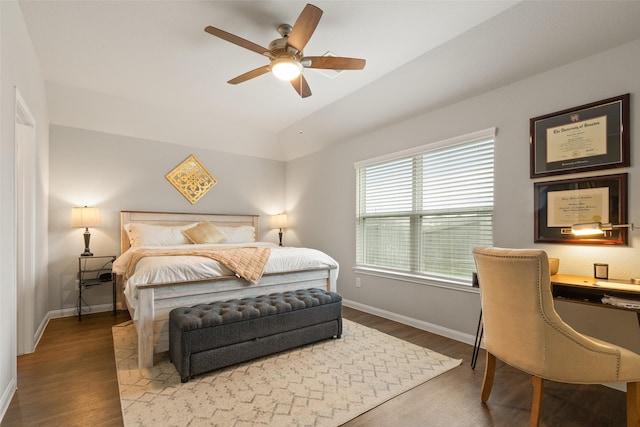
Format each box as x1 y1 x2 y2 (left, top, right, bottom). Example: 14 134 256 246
204 3 366 98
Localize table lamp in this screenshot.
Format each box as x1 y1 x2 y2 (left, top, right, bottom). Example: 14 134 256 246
71 206 101 256
271 213 288 247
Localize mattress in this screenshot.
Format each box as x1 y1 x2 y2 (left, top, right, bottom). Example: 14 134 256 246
113 242 339 310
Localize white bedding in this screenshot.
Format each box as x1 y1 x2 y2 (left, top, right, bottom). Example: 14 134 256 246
113 242 339 310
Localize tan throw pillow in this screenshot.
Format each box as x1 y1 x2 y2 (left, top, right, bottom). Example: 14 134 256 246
183 221 227 244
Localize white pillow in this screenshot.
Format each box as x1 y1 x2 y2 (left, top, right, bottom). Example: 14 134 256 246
217 225 255 243
125 222 196 247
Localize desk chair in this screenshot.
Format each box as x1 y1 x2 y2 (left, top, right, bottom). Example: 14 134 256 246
472 247 640 427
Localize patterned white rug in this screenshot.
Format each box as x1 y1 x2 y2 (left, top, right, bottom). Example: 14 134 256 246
113 319 461 427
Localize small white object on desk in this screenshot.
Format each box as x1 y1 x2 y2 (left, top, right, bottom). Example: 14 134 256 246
602 294 640 309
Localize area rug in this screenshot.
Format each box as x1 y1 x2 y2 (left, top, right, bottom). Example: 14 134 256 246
113 319 462 427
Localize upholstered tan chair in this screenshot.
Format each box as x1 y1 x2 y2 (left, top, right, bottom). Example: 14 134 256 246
472 247 640 427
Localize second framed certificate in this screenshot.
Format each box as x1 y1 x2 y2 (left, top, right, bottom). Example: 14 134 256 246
530 94 629 178
534 173 628 245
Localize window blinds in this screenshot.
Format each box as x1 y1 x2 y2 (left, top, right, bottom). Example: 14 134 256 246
356 129 495 282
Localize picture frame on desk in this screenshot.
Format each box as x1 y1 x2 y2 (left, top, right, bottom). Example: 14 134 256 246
534 173 628 245
594 263 609 280
529 94 629 178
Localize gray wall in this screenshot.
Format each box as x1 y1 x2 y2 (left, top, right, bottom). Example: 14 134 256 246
1 0 50 417
48 126 285 312
287 39 640 352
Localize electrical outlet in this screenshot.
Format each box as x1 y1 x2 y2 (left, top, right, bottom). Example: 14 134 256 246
74 279 80 291
355 277 361 288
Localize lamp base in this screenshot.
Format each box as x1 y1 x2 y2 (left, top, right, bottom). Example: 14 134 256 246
278 229 283 247
81 228 93 256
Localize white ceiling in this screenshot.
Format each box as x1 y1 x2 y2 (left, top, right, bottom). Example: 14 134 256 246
18 1 640 161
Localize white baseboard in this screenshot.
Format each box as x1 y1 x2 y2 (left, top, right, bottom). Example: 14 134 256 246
47 303 113 320
607 382 626 392
342 299 477 346
33 314 50 351
0 377 17 423
29 304 114 353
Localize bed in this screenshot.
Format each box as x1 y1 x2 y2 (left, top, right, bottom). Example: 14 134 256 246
113 210 339 369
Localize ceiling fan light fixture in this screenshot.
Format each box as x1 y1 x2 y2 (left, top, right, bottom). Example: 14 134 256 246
204 4 365 97
271 57 302 81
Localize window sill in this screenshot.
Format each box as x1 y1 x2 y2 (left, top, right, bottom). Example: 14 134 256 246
353 266 480 294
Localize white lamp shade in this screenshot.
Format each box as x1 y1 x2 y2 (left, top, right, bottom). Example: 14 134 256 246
271 213 288 229
71 206 101 228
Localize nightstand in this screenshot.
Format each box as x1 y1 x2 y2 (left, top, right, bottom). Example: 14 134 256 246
77 255 117 321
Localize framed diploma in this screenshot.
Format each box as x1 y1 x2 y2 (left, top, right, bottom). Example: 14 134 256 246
530 94 629 178
534 173 627 245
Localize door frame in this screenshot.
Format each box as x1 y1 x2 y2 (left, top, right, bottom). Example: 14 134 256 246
15 88 37 355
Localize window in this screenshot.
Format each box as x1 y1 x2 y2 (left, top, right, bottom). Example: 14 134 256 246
355 128 495 284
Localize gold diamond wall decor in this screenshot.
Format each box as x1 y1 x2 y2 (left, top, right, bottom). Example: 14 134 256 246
165 155 217 204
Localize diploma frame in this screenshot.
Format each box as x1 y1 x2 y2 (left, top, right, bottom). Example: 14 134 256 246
530 94 629 178
534 173 628 245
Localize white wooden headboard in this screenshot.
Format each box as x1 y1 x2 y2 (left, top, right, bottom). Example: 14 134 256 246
120 210 260 254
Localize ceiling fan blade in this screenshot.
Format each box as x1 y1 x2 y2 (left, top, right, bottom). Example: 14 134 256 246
290 74 312 98
205 26 270 56
303 56 366 70
286 4 323 53
228 65 271 85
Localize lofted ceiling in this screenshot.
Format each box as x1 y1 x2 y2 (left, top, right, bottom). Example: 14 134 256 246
18 1 640 161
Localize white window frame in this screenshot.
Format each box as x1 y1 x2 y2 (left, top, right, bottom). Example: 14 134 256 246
354 128 495 289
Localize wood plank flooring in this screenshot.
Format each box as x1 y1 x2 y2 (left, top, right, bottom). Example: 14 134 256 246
2 307 627 426
3 311 130 427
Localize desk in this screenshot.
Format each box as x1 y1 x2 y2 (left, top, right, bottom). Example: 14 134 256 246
470 274 640 369
552 274 640 315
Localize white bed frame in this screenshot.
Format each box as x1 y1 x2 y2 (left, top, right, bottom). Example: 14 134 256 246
119 210 338 369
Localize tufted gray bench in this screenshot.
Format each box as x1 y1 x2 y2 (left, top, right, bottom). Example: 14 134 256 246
169 288 342 382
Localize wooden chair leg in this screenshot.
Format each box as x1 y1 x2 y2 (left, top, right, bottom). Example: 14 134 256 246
530 375 544 427
627 381 640 427
481 352 496 402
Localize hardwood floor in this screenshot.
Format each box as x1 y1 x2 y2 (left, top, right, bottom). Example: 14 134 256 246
2 307 627 426
3 311 130 427
341 308 626 427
